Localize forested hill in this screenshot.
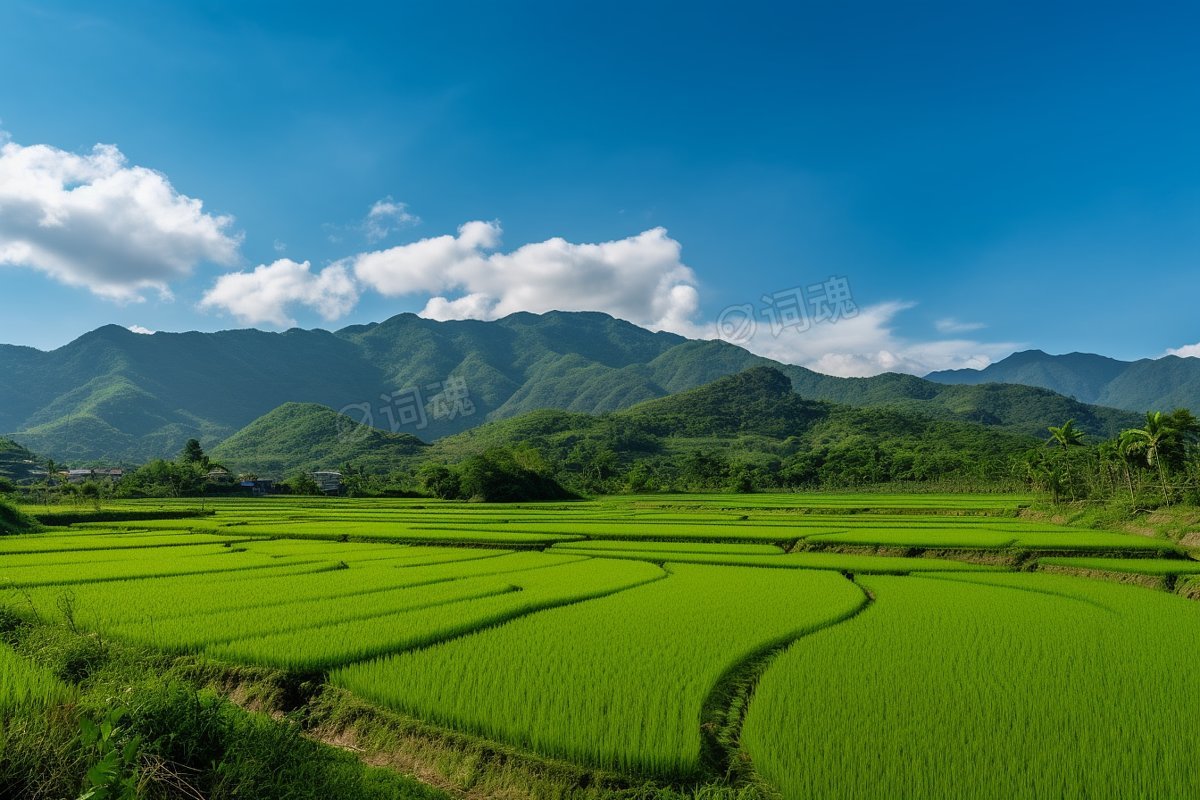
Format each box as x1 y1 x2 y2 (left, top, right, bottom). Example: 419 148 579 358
209 402 427 475
927 349 1200 414
1 311 1140 462
423 366 1038 491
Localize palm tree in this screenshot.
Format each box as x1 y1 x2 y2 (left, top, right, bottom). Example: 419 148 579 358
1109 437 1140 502
1120 412 1175 504
1047 420 1086 499
1047 419 1086 451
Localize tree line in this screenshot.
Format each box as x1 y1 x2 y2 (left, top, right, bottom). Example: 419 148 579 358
1024 410 1200 506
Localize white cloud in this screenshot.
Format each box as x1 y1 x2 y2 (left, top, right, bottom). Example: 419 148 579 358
1165 343 1200 358
0 136 239 301
704 301 1018 377
273 239 287 253
199 259 358 327
353 222 700 333
935 317 986 334
364 196 419 243
126 324 155 335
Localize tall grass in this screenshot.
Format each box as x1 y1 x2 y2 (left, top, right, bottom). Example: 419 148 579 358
0 641 74 711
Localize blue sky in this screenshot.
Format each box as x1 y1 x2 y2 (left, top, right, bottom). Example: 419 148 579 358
1 1 1198 375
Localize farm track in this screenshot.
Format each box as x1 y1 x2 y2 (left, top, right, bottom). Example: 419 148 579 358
698 573 875 789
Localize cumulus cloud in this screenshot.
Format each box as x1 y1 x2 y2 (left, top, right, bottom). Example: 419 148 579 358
197 211 1012 376
935 317 986 334
199 259 358 327
352 222 700 333
126 324 156 335
0 136 239 301
1165 343 1200 358
706 300 1017 377
364 196 419 243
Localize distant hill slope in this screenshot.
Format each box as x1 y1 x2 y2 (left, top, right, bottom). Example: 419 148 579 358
429 366 1038 487
927 349 1200 414
209 403 427 475
0 437 44 483
1 312 1143 462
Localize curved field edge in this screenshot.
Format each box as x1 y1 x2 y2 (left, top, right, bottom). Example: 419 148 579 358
739 572 1200 800
698 577 873 786
332 565 866 780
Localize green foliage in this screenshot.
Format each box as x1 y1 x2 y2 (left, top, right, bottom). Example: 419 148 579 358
116 459 206 498
1021 407 1200 506
285 472 324 496
78 707 141 800
180 437 209 467
416 464 460 500
456 449 574 502
0 497 37 535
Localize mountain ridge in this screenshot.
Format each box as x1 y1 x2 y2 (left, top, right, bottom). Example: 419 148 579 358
0 312 1146 462
927 349 1200 413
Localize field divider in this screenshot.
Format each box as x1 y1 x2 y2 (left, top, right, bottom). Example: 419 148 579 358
320 563 670 674
699 574 874 786
913 573 1121 614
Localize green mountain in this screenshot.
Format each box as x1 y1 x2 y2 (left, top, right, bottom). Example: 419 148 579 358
0 312 1144 463
208 403 427 475
927 349 1200 414
428 366 1038 490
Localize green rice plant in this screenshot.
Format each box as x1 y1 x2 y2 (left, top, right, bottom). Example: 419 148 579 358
805 529 1018 548
0 530 256 554
108 575 521 651
548 548 1000 573
0 641 75 711
741 572 1200 799
805 527 1175 551
333 564 866 778
414 522 797 542
207 557 665 671
0 545 322 588
547 540 785 555
624 492 1032 510
12 551 563 630
1008 531 1177 551
1038 557 1200 576
231 520 582 545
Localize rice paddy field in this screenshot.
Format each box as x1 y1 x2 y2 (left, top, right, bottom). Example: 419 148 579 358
5 491 1200 798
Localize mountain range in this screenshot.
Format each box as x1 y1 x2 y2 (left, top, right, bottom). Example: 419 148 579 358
926 349 1200 413
0 312 1162 464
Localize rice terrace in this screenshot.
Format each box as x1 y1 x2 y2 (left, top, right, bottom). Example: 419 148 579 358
5 490 1200 798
